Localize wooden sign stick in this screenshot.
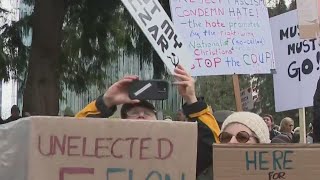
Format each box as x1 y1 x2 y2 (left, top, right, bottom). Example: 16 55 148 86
232 74 242 112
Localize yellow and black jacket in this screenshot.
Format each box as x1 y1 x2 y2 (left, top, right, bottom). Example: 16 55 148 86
76 95 220 176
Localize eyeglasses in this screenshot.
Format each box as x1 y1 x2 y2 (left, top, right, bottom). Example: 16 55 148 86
218 131 259 143
126 109 156 117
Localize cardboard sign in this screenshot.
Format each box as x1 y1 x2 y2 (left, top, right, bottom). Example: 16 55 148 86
169 0 275 76
297 0 319 39
213 144 320 180
0 117 197 180
120 0 192 74
270 10 320 112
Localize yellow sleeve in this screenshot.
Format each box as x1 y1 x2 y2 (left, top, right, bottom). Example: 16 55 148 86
75 95 117 118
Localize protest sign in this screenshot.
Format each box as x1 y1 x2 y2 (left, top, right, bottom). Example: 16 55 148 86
271 10 320 112
240 87 258 111
213 144 320 180
120 0 192 74
169 0 275 76
297 0 319 39
28 117 197 180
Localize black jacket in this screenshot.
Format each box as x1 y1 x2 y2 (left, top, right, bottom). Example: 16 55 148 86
0 115 21 124
270 129 280 140
313 77 320 142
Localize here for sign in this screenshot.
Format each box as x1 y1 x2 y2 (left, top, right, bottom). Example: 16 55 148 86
213 144 320 180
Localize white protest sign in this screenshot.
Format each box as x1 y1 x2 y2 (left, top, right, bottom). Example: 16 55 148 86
28 117 197 180
169 0 275 76
120 0 192 73
271 10 320 112
240 87 258 111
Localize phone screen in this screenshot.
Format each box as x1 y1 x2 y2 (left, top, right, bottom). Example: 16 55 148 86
129 80 169 100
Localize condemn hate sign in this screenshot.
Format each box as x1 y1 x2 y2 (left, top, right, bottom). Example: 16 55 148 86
169 0 275 76
25 117 197 180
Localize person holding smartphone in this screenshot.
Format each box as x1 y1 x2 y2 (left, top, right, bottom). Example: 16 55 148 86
76 64 220 177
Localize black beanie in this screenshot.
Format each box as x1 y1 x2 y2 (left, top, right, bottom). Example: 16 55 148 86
120 100 156 119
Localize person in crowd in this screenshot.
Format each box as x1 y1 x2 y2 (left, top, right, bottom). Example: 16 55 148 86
292 127 300 143
219 112 270 144
0 105 22 124
76 64 221 177
212 110 234 129
313 77 320 143
263 114 280 140
273 124 280 131
272 117 295 143
164 116 173 121
23 111 31 117
271 134 293 143
175 109 187 121
307 123 314 144
293 127 300 134
279 117 294 133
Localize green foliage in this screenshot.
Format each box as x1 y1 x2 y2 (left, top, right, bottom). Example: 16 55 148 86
196 75 250 111
0 15 30 82
0 0 169 94
288 0 297 11
268 0 288 17
59 0 128 93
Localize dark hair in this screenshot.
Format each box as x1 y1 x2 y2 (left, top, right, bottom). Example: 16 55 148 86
120 100 156 119
11 105 20 114
263 114 274 122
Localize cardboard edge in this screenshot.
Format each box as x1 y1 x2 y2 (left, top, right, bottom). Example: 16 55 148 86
299 24 320 39
213 143 320 149
27 117 33 180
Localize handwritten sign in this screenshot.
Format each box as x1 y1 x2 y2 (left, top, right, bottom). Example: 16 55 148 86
213 144 320 180
27 117 197 180
169 0 275 76
120 0 192 74
271 10 320 112
297 0 319 39
240 87 258 111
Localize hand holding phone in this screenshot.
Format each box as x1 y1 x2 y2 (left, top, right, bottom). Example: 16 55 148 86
129 80 169 100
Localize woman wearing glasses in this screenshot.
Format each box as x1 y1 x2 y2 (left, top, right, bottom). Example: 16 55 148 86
219 112 271 144
197 112 270 180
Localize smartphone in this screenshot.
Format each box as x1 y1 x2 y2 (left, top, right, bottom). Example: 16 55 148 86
129 80 169 100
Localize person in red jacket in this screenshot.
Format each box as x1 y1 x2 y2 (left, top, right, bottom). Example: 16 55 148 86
76 65 220 177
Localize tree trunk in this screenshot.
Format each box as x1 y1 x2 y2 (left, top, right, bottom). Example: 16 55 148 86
23 0 67 115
